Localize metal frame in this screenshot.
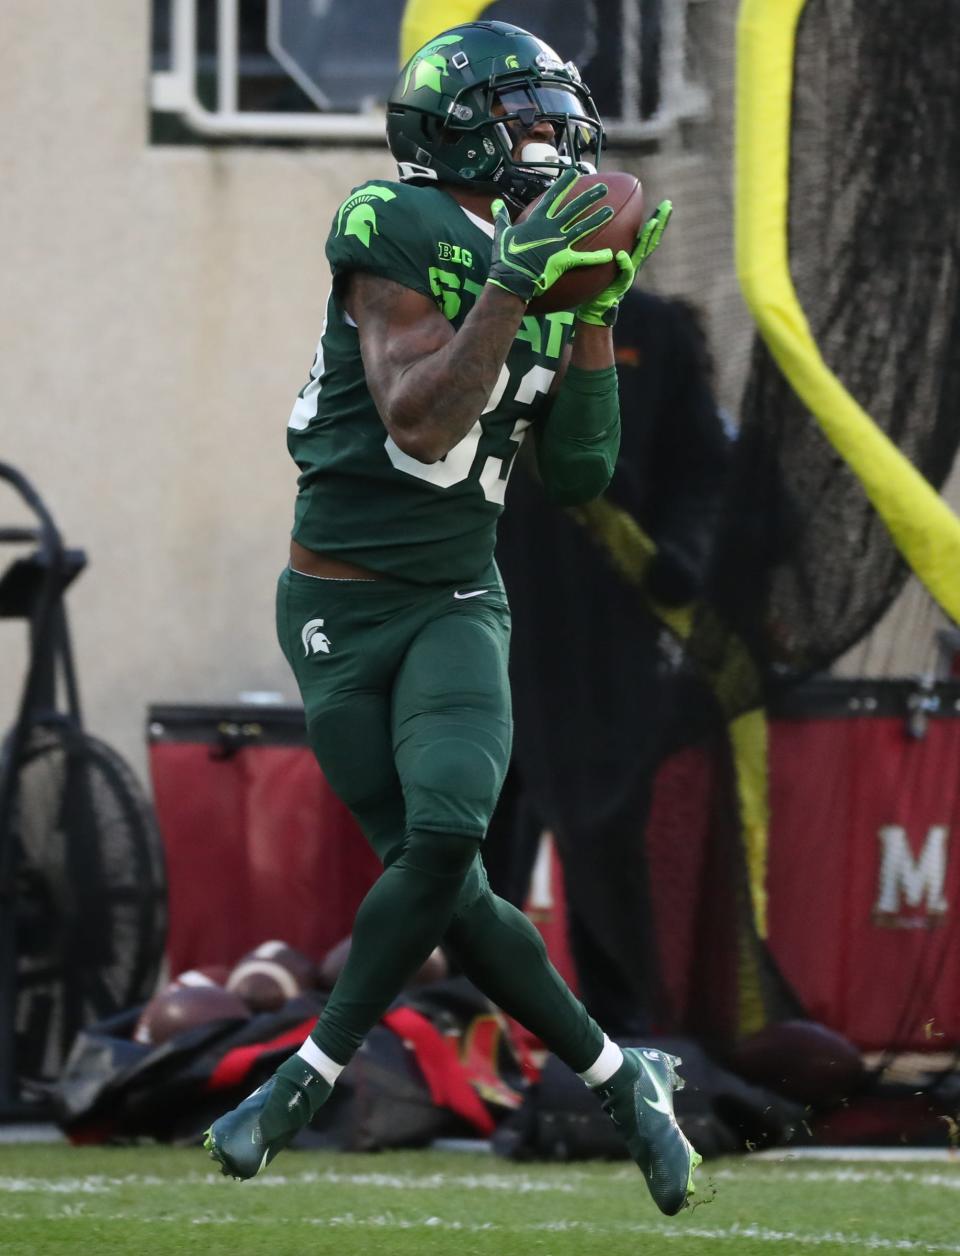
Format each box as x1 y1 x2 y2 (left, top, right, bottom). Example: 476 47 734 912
0 464 85 1117
151 0 709 144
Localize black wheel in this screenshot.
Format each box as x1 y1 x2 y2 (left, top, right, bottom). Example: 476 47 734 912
12 720 167 1084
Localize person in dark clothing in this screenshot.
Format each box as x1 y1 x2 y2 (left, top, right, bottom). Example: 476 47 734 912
490 285 733 1036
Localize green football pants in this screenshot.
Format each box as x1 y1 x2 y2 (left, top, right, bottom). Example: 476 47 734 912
275 564 603 1071
277 563 512 855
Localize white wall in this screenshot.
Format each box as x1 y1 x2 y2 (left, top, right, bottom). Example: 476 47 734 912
0 2 393 780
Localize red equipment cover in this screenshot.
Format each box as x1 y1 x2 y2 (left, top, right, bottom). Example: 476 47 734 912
767 699 960 1050
149 707 380 974
149 683 960 1052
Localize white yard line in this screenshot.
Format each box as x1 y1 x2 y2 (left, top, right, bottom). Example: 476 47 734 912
2 1208 960 1252
3 1159 960 1199
754 1147 959 1163
0 1175 165 1194
712 1167 960 1189
242 1169 577 1192
0 1169 577 1195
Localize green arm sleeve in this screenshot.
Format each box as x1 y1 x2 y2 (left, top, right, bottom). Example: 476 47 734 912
535 364 621 506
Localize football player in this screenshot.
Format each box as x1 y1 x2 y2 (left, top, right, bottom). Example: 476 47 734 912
205 20 699 1215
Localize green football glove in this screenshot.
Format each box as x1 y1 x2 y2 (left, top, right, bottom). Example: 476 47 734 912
576 199 674 327
487 167 615 304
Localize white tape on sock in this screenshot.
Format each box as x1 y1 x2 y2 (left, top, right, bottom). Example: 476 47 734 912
578 1035 624 1088
296 1037 345 1087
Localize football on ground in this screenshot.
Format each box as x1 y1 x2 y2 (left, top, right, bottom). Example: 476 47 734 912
730 1019 865 1108
175 963 230 987
226 939 318 1012
133 982 250 1046
318 934 448 990
523 171 645 314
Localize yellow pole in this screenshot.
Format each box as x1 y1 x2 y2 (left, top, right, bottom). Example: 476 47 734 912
736 0 960 621
400 0 490 65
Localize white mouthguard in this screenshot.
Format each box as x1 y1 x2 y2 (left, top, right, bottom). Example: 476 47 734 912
519 142 566 172
519 143 596 176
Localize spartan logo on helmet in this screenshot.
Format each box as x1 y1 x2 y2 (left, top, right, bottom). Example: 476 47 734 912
401 33 463 95
386 20 604 209
301 618 332 656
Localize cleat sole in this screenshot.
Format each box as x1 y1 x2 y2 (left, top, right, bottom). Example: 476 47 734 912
204 1125 242 1181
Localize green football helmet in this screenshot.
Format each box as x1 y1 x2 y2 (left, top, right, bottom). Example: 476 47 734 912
386 21 604 207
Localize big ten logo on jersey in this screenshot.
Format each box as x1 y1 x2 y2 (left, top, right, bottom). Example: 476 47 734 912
428 264 574 357
437 241 472 268
873 823 950 928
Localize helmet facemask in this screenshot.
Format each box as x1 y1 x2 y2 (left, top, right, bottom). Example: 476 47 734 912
443 75 602 206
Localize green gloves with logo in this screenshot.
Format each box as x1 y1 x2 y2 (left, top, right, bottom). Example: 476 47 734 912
486 167 615 303
576 199 674 327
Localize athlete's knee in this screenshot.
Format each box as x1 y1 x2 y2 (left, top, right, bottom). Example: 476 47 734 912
399 827 482 882
402 736 506 836
451 854 489 916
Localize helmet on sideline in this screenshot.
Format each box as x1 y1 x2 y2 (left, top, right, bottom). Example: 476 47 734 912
386 21 604 207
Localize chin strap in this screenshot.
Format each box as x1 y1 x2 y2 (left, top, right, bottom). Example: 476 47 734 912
500 148 596 208
492 164 554 208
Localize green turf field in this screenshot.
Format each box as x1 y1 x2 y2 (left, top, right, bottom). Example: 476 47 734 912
0 1144 957 1255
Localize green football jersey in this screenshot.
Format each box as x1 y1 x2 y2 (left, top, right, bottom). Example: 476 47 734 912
287 179 576 585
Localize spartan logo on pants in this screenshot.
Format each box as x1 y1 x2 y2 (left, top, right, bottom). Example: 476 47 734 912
302 618 332 656
874 824 950 927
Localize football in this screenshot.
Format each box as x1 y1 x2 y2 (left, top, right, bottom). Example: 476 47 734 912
521 171 645 315
226 939 318 1013
318 935 449 990
170 964 231 989
133 983 251 1046
730 1019 865 1108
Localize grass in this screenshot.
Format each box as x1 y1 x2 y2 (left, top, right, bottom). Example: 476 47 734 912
0 1143 958 1255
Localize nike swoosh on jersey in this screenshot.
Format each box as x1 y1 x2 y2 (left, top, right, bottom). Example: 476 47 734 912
507 235 565 255
453 589 489 600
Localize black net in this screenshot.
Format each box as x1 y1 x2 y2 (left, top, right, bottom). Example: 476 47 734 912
711 0 960 693
525 0 960 1047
